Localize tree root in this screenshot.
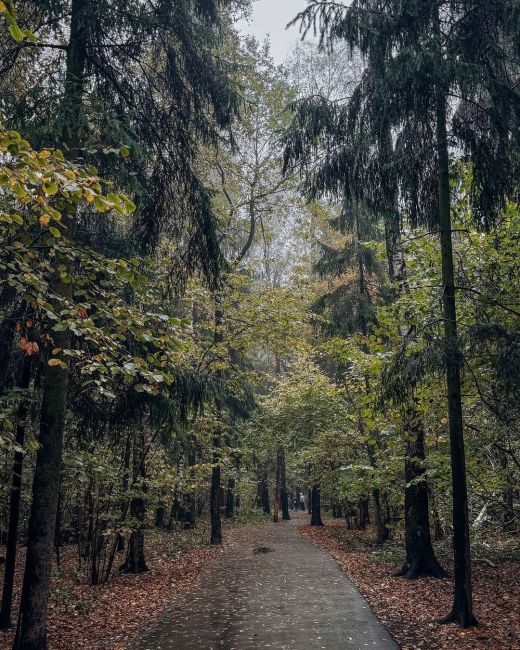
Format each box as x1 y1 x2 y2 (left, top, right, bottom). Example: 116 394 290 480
394 558 449 580
438 609 478 628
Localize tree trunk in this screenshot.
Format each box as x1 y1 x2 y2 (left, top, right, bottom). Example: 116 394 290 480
277 448 290 521
0 357 31 629
54 482 63 568
121 433 148 574
395 418 448 579
310 485 323 526
274 451 281 522
13 338 70 649
187 449 197 528
272 496 280 523
155 505 165 528
233 456 240 514
372 489 389 545
210 303 223 545
117 436 131 551
210 442 222 544
14 1 89 645
357 496 369 530
259 470 270 515
435 72 476 627
365 442 389 545
225 477 235 518
188 495 197 528
499 449 514 532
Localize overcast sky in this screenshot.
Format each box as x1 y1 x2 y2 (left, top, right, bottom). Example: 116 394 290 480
237 0 311 63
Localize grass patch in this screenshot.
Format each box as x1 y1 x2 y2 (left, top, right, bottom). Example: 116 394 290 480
368 542 406 564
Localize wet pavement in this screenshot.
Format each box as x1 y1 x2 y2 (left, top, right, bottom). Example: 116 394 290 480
132 513 398 650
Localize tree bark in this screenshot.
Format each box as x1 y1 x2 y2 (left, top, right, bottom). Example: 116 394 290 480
0 357 31 629
372 489 389 545
499 449 514 532
259 470 270 514
117 436 131 551
272 496 280 523
210 303 223 545
155 505 166 528
435 70 477 627
54 482 63 568
121 433 148 574
357 496 369 530
13 335 70 649
210 427 222 544
277 448 290 521
310 485 323 526
395 417 448 579
188 494 197 528
225 477 235 518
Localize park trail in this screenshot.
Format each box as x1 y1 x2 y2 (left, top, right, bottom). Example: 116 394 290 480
132 512 398 650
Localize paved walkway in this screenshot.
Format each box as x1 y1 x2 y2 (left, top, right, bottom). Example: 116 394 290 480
133 513 398 650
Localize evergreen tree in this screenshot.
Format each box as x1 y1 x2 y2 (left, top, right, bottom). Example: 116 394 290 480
283 14 447 580
293 0 520 627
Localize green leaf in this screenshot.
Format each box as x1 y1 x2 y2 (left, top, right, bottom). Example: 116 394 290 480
43 181 58 196
8 23 24 42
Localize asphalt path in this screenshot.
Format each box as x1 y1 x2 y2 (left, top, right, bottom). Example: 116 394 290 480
132 513 398 650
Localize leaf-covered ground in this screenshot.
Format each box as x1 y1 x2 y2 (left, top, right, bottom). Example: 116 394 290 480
300 520 520 650
0 526 225 649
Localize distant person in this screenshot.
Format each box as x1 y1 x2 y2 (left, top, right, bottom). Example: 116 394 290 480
299 493 305 511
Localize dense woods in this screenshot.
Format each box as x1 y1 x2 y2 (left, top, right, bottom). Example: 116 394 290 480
0 0 519 648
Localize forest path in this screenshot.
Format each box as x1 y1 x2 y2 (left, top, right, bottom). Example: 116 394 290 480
132 512 398 650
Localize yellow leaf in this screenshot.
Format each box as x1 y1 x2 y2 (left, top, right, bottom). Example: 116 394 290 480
39 214 51 225
0 2 7 13
51 347 62 355
48 358 67 369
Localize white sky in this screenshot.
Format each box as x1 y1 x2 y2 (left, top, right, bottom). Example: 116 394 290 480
237 0 311 63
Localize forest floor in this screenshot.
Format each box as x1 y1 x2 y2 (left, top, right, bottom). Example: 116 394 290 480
0 522 228 649
300 519 520 650
2 516 518 649
1 513 397 650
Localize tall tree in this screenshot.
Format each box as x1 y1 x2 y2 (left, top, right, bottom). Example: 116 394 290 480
14 2 88 645
294 0 520 627
1 1 241 645
283 24 446 578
